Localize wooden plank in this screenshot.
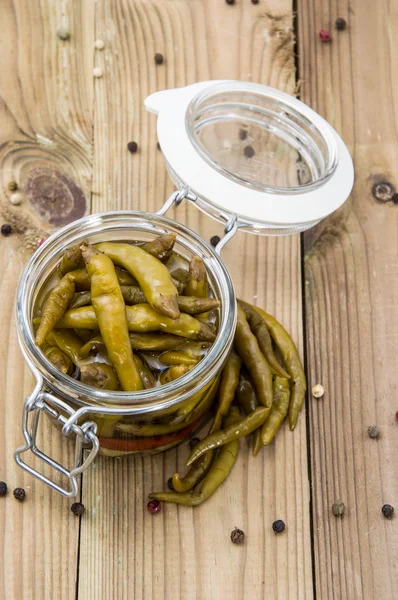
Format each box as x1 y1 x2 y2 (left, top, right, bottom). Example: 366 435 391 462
0 1 95 598
79 1 313 599
298 0 398 598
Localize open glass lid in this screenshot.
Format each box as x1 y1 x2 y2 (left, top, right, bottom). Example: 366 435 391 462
145 81 354 235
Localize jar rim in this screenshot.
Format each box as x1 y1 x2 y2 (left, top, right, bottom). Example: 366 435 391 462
16 211 236 412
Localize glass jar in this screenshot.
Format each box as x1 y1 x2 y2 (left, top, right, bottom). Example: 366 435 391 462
15 80 354 497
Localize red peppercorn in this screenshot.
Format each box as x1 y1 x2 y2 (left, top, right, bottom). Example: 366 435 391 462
147 499 161 514
38 237 46 247
319 29 332 43
395 410 398 420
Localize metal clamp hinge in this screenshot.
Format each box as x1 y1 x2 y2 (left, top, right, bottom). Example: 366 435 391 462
15 387 99 498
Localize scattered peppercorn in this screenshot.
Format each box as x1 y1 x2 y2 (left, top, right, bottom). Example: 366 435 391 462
319 29 332 42
251 0 260 4
230 528 245 544
367 425 380 439
157 142 161 150
331 500 345 516
57 27 70 41
8 180 18 191
312 384 325 399
1 224 12 236
372 181 396 203
244 145 255 158
167 477 174 491
0 481 7 496
71 502 85 516
226 0 235 4
10 192 23 206
38 237 46 247
381 504 394 519
189 437 200 450
210 235 221 247
147 499 161 514
396 410 398 420
93 67 103 78
154 53 164 65
335 18 347 31
127 141 138 153
239 129 248 140
272 519 285 533
392 193 398 205
94 39 105 50
13 487 26 501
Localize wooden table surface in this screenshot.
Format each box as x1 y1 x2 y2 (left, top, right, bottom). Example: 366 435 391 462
0 1 397 599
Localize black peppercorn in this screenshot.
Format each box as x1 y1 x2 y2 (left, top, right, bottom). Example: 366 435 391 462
392 193 398 204
167 477 174 491
1 224 12 236
13 487 26 501
244 145 255 158
239 128 248 140
251 0 260 4
157 142 161 150
71 502 85 516
189 437 200 450
210 235 221 247
367 425 380 439
230 528 245 544
154 53 164 65
272 519 285 533
127 141 138 153
0 481 7 496
226 0 235 4
335 18 347 30
381 504 394 519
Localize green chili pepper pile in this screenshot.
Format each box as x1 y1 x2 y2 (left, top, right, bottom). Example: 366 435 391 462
150 298 306 507
33 232 306 507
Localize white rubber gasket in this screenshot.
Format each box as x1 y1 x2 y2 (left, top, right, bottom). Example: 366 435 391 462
145 81 354 227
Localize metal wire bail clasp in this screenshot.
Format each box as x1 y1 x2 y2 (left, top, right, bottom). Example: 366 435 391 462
14 372 99 497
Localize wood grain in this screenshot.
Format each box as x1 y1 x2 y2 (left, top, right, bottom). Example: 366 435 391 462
298 0 398 598
78 1 313 599
0 1 95 598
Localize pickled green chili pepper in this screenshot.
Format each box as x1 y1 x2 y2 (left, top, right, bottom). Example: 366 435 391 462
142 233 176 262
234 304 273 412
66 266 137 292
184 256 208 298
172 380 221 492
114 266 138 286
74 328 95 343
134 355 156 389
52 329 83 365
69 291 91 310
80 363 120 390
56 304 216 342
186 405 268 466
159 364 190 385
57 241 85 277
253 305 306 431
44 346 73 374
129 332 184 351
35 273 76 346
238 299 290 379
95 242 180 320
149 405 241 506
159 350 199 367
262 376 290 445
212 349 241 432
81 244 143 391
78 335 106 358
235 372 262 456
70 288 219 314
